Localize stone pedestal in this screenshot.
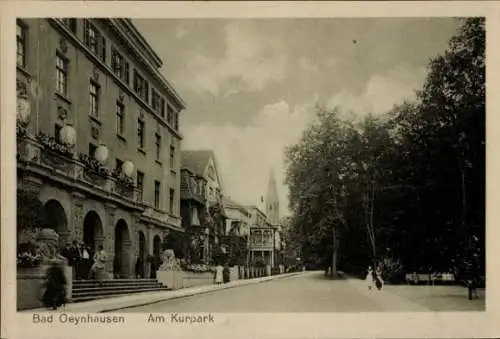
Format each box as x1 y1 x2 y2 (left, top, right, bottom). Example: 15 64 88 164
17 264 72 310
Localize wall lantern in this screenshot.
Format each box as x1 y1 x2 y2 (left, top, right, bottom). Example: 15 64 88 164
59 122 76 147
95 144 109 164
122 160 134 177
16 94 31 125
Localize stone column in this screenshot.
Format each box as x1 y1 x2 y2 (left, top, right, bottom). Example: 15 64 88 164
105 203 116 277
122 239 133 278
70 192 85 243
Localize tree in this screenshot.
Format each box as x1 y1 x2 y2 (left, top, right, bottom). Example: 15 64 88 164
284 18 485 279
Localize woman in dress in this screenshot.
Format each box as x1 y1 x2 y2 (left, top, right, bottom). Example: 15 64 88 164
89 245 107 286
215 264 224 285
365 266 374 290
375 265 384 290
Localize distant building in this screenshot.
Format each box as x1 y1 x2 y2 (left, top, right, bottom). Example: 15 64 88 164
180 150 226 264
223 196 251 265
247 205 275 266
16 18 185 279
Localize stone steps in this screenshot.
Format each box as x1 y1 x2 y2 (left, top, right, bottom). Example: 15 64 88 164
72 279 170 302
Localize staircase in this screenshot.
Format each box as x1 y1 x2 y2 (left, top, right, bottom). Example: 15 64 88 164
72 279 170 302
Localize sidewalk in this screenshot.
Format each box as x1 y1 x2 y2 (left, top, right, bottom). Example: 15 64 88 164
23 271 306 313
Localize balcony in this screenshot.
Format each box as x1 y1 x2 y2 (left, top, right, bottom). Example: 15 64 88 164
17 134 142 207
250 240 274 250
143 207 182 229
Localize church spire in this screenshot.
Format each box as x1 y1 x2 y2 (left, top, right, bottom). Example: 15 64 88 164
266 169 280 225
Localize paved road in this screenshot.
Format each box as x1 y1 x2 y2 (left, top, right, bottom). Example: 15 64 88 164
120 271 484 312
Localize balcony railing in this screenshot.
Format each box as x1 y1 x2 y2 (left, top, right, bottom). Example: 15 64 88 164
17 134 141 204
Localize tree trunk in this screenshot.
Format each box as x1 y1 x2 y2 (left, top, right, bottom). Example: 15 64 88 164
331 227 338 277
460 167 468 249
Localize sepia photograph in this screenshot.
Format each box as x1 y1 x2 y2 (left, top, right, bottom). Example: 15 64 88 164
3 2 496 338
13 15 486 315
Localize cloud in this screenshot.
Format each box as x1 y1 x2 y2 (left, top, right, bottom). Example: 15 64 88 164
326 64 427 119
297 57 319 73
181 101 316 217
178 22 287 96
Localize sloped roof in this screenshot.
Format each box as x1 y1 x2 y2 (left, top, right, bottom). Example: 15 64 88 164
180 150 214 176
223 196 250 216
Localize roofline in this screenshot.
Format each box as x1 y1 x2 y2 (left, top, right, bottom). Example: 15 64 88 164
110 19 187 110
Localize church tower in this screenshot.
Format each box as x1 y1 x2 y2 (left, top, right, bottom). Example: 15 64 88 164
266 169 280 225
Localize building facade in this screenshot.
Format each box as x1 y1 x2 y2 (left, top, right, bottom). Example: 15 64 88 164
223 197 251 265
179 167 208 263
247 206 275 266
180 150 226 264
16 18 185 278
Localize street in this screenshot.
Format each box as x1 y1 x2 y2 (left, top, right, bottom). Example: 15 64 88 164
120 272 485 313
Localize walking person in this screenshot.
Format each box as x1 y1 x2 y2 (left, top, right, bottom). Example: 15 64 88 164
375 265 384 290
365 266 374 290
69 240 81 280
89 245 107 286
215 264 224 285
41 262 67 310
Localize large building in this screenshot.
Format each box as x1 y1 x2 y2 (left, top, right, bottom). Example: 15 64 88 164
16 18 185 278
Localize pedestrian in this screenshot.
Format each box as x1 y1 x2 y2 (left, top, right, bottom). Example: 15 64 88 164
69 240 81 280
375 265 384 290
80 243 90 279
215 264 224 285
89 245 107 286
41 262 67 310
365 266 374 290
223 263 230 283
135 256 144 279
60 242 71 263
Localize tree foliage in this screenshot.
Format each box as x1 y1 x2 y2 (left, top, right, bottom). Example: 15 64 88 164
284 18 485 279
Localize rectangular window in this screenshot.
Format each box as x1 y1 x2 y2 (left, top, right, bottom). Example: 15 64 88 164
111 47 123 77
167 105 173 125
169 188 175 213
154 181 160 209
152 90 160 112
137 171 144 202
174 112 179 130
155 133 161 161
112 48 129 84
84 20 98 54
160 98 165 118
124 61 130 84
54 124 62 144
84 20 105 61
137 119 145 149
89 82 99 118
116 102 125 136
169 145 175 169
56 54 68 96
100 36 106 62
89 143 97 159
133 70 149 102
16 21 27 68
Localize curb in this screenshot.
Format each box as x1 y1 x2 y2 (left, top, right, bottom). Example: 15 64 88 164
100 272 302 312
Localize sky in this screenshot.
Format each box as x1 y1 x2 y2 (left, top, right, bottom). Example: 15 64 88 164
133 18 460 218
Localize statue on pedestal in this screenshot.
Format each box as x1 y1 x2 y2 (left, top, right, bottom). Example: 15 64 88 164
158 249 181 271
